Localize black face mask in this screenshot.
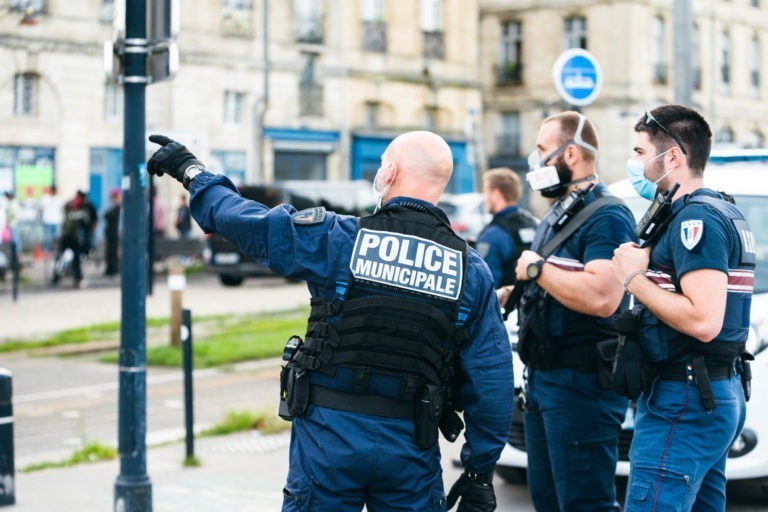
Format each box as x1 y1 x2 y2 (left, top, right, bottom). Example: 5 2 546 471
540 156 574 198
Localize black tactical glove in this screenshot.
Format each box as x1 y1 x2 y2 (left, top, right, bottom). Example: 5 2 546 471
147 134 205 189
446 470 496 512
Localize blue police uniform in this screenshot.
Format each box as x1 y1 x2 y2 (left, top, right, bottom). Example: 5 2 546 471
625 189 754 511
188 172 514 512
519 182 635 511
475 206 537 288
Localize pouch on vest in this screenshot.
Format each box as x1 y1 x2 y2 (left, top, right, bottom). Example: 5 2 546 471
414 384 443 449
612 308 652 399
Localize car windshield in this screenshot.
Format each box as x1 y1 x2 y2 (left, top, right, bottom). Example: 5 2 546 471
623 195 767 294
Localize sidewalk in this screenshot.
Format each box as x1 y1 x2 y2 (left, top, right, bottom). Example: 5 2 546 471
0 257 310 342
10 430 291 512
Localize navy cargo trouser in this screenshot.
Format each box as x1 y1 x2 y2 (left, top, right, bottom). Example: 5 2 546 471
524 367 628 511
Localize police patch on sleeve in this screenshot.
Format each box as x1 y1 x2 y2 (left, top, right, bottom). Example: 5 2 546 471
680 219 703 250
475 242 491 259
291 207 326 225
350 228 463 300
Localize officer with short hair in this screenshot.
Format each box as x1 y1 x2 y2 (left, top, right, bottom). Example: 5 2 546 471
476 167 538 290
147 131 514 512
514 111 636 511
613 105 754 511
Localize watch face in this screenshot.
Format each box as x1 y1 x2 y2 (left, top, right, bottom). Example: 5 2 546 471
527 261 542 279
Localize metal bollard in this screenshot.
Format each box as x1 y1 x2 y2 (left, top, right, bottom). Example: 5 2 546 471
0 369 15 506
181 309 194 459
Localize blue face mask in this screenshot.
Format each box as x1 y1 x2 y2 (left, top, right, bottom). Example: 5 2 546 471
626 150 672 201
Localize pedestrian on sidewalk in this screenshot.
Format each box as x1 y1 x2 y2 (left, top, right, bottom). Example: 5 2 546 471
40 184 63 257
104 188 121 277
148 132 514 512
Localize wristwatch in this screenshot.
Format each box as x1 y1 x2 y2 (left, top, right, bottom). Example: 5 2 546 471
183 164 206 188
526 259 545 280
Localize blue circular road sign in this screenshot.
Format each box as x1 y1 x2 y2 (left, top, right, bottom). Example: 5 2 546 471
552 49 603 107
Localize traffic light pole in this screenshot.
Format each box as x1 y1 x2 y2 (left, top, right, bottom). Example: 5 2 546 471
114 0 153 510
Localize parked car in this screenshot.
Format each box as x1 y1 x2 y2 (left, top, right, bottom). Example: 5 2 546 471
495 150 768 496
206 180 375 286
437 193 491 244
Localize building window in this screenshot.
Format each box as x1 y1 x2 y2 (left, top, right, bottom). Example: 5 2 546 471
651 16 667 85
716 126 735 144
100 0 114 22
499 21 523 84
274 151 327 181
14 72 38 116
563 16 587 50
223 91 244 124
751 36 761 98
295 0 323 44
498 112 521 156
364 102 379 129
221 0 253 37
299 53 323 117
10 0 45 13
720 30 731 94
420 0 444 59
746 130 764 149
424 106 438 131
361 0 386 52
693 24 701 90
104 83 123 121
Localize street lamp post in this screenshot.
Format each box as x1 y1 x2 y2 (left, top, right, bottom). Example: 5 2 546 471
114 0 152 509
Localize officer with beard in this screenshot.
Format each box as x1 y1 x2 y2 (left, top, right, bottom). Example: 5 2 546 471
513 111 636 511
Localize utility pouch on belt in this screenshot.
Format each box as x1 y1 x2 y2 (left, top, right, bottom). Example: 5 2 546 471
414 384 443 449
279 336 310 421
611 308 652 400
595 339 619 391
740 352 754 402
439 409 464 443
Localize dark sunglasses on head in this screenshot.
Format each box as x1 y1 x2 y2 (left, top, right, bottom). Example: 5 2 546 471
644 111 687 155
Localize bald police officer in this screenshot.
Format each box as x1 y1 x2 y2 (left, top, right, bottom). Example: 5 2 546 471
147 131 514 512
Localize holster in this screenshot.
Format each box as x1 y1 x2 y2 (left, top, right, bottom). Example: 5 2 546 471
611 308 652 400
595 338 619 391
517 293 553 369
414 384 443 449
279 362 310 421
740 352 754 402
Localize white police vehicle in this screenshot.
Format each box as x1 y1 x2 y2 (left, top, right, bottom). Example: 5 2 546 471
495 149 768 495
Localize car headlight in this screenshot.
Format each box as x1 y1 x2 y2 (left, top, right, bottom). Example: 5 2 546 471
729 428 757 458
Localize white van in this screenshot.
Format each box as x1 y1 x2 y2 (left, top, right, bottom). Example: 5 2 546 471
495 149 768 495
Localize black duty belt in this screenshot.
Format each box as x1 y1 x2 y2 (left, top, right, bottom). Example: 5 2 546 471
656 360 733 382
545 342 596 372
310 385 414 420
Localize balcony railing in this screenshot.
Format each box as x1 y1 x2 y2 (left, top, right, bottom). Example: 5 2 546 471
362 21 387 53
221 9 253 38
299 82 324 117
497 61 523 85
422 31 445 59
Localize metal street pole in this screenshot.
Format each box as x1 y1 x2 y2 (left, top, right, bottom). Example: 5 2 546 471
673 0 694 106
114 0 153 509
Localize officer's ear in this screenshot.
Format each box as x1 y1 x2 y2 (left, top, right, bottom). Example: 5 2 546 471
564 143 580 166
667 145 686 169
384 162 398 186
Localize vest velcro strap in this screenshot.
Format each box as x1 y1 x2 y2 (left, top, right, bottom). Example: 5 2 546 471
338 332 445 373
343 296 456 335
329 351 443 386
309 298 342 320
311 385 414 419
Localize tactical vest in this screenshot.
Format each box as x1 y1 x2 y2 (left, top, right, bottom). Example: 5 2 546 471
483 209 538 287
294 202 469 419
639 192 755 363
